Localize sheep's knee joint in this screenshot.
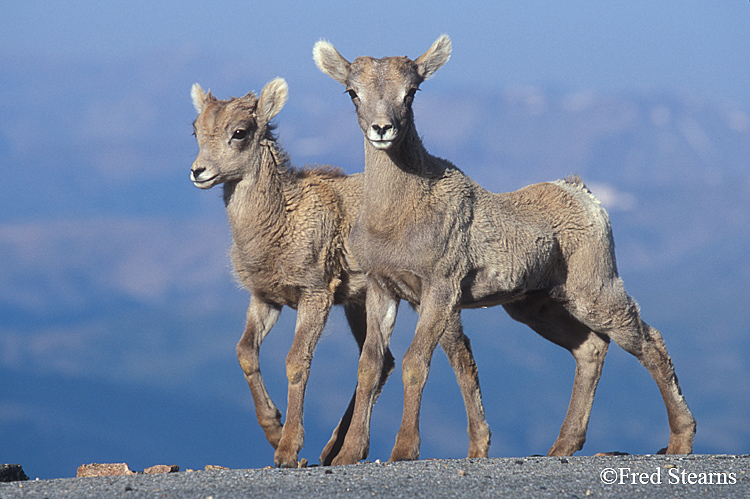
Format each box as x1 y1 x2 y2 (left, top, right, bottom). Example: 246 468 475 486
401 361 426 387
286 363 308 386
237 353 259 376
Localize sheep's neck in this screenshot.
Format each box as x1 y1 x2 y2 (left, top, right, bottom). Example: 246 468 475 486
360 129 442 228
224 141 289 250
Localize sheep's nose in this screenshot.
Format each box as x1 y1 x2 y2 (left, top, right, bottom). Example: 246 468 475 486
191 165 205 179
372 123 393 137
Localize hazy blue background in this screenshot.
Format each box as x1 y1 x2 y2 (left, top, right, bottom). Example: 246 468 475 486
2 1 749 479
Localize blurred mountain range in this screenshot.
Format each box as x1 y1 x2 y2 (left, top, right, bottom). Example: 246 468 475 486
1 54 748 479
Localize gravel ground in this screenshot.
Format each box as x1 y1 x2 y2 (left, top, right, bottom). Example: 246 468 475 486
1 455 747 499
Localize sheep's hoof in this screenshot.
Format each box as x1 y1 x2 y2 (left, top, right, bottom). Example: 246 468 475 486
274 450 302 469
331 452 362 466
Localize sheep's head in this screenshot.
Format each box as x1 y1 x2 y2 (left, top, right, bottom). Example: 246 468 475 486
313 35 451 151
190 78 288 188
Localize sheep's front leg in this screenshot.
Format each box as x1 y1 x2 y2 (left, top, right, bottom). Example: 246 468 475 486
390 284 459 462
274 292 333 468
320 304 396 466
439 315 491 459
332 282 399 466
236 296 283 448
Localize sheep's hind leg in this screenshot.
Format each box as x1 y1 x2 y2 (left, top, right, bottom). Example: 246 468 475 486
549 331 609 456
320 303 396 466
274 292 334 468
236 296 283 448
504 293 609 456
575 290 695 454
636 321 695 454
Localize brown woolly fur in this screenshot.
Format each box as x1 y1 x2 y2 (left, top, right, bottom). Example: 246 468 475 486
314 35 696 466
190 78 486 468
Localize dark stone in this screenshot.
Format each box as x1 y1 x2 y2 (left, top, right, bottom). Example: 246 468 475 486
0 464 29 482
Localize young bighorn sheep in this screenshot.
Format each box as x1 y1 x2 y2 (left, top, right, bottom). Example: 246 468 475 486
314 35 696 465
190 78 487 467
190 78 389 468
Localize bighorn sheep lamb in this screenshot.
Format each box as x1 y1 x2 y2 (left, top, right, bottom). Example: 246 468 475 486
190 77 488 467
313 35 696 465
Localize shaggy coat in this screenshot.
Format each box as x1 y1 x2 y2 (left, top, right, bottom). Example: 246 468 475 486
191 79 385 468
314 35 695 465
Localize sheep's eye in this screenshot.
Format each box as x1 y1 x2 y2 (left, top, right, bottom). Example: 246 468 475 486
232 129 248 140
346 89 358 100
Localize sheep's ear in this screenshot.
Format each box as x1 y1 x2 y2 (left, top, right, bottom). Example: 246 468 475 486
313 39 351 85
257 77 288 124
191 83 210 113
415 34 451 80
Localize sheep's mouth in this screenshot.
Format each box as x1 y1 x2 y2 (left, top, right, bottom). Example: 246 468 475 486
192 175 219 188
368 138 395 150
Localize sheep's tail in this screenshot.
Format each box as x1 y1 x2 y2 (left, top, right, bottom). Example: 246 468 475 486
563 174 590 193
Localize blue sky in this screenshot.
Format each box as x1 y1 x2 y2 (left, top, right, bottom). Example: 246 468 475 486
1 1 749 480
4 1 749 107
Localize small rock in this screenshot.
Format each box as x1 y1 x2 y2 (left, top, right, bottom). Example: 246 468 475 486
594 451 629 457
1 464 29 482
77 463 135 477
144 465 180 474
204 465 229 471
